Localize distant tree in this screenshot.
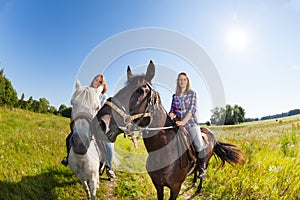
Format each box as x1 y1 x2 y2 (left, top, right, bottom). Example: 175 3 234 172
61 107 72 118
26 96 33 110
0 68 73 116
288 109 300 116
225 105 234 125
16 93 25 108
0 69 18 107
58 104 68 115
58 104 71 118
244 118 259 122
20 93 25 101
261 109 300 121
210 107 226 125
233 104 245 124
30 100 41 113
210 104 246 125
39 97 50 113
48 106 58 114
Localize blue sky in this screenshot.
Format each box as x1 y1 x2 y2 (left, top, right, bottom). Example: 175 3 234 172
1 0 300 121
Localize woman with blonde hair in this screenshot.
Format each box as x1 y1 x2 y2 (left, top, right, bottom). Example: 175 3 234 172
61 74 116 179
90 74 116 179
169 72 206 178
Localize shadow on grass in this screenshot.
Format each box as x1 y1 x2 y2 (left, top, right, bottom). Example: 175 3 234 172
0 167 77 200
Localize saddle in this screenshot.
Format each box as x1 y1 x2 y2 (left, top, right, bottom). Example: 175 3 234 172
177 126 209 166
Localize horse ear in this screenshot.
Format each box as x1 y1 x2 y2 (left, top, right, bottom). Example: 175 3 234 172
145 60 155 82
127 66 133 81
75 80 81 88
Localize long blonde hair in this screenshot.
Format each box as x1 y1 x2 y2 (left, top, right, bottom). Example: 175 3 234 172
90 74 107 94
175 72 191 95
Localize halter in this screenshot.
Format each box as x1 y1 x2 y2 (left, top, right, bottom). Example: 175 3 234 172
105 82 155 133
104 82 174 147
71 112 94 140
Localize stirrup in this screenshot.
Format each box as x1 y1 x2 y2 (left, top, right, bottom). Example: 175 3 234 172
199 168 206 178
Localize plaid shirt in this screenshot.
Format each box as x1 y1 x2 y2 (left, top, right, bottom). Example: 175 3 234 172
169 90 198 129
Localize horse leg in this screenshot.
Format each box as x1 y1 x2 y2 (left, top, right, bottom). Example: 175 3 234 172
169 184 182 200
89 179 98 200
89 172 99 200
196 178 203 195
154 185 164 200
184 171 197 192
81 180 91 200
192 170 197 187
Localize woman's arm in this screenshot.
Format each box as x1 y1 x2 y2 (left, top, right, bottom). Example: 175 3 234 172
169 94 176 119
176 112 192 126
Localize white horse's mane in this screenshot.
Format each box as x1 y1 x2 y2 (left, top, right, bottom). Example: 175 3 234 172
71 80 100 115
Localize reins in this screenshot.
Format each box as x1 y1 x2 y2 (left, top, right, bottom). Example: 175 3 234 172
104 82 174 147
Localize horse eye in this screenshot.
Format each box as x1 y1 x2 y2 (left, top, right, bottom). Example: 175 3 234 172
136 88 144 95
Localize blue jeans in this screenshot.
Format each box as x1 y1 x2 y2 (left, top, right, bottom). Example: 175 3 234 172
104 142 114 169
188 126 204 153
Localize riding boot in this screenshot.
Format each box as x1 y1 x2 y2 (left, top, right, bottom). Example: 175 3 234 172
61 155 68 166
105 166 116 179
198 157 206 178
196 151 206 178
61 132 72 167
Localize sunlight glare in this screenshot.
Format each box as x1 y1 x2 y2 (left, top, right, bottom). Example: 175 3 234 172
227 28 248 51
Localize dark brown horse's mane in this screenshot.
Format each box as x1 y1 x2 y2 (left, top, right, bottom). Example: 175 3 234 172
126 75 151 85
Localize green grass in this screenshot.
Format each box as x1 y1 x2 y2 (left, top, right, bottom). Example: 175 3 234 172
0 107 300 199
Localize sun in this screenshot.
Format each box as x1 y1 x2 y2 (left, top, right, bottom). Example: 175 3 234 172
227 28 249 51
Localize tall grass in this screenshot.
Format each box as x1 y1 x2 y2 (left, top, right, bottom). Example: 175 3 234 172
0 107 299 199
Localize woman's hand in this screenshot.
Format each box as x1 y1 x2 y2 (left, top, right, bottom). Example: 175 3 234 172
175 120 185 126
169 112 175 120
177 112 192 126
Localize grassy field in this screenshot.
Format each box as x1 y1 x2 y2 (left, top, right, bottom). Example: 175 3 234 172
0 107 299 199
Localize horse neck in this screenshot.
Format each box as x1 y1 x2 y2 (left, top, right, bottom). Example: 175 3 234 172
142 107 176 153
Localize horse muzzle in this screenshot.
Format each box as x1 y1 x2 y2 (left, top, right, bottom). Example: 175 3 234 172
90 114 120 143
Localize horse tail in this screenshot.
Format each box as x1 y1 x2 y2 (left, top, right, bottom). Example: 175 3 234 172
213 141 244 166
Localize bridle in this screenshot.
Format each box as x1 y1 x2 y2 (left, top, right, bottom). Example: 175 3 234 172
71 112 94 140
105 82 155 133
104 82 172 146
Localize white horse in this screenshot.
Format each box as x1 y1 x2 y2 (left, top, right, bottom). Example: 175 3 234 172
68 80 103 200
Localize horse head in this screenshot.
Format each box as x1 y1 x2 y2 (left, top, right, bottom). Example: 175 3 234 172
91 60 157 144
71 80 100 154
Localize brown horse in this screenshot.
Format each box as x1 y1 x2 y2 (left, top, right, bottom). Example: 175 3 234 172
91 61 244 199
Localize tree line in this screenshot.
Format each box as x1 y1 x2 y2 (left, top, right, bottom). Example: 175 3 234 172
210 104 246 125
260 109 300 121
210 104 300 125
2 68 299 123
0 69 71 118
